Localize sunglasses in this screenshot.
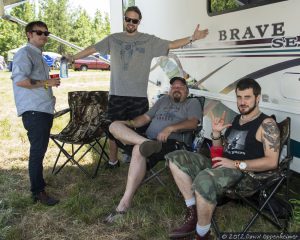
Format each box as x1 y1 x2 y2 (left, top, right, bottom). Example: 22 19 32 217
124 16 140 24
30 30 51 36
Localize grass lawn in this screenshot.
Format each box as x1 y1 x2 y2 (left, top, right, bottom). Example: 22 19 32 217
0 70 299 240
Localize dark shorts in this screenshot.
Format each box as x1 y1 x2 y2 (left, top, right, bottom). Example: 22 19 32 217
107 95 149 121
121 139 184 170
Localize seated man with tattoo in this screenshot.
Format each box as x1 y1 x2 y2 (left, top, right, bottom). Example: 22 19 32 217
166 78 280 239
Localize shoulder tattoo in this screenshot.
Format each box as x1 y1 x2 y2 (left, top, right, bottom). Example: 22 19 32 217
262 121 280 152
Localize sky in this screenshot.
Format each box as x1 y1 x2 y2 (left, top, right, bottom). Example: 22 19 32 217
70 0 110 17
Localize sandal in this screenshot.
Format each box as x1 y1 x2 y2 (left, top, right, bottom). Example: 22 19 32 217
103 210 126 224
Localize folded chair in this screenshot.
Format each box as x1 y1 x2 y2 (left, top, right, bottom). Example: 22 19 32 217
50 91 109 178
212 117 293 237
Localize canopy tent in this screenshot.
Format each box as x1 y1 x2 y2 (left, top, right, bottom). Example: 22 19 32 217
8 47 61 69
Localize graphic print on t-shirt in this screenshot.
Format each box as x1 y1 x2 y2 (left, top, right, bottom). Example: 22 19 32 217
224 129 248 156
119 40 147 71
154 104 181 122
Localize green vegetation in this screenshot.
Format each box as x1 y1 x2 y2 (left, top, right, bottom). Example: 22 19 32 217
210 0 239 13
0 0 110 59
0 71 299 239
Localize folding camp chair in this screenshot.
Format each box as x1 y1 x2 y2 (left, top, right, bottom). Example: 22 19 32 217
212 117 293 237
141 95 206 186
50 91 109 178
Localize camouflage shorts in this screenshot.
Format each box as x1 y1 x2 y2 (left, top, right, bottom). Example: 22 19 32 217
165 150 243 205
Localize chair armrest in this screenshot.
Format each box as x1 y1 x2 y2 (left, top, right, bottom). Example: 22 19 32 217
54 108 70 118
279 155 293 169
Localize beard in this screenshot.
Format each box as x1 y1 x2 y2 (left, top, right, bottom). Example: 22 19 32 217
173 91 181 103
125 25 137 34
239 101 257 115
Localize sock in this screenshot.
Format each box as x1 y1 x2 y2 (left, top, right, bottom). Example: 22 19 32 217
109 160 118 165
196 223 211 237
185 197 196 207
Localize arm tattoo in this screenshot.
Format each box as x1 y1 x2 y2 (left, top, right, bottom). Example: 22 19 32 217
262 121 280 152
30 79 41 85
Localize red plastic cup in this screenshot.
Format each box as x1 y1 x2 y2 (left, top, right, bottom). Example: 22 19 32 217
50 73 59 79
210 146 223 167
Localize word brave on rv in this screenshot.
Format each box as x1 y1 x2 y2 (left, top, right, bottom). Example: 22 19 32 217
219 22 284 41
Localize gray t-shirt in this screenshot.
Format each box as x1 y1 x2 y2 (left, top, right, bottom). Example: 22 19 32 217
94 32 170 97
145 95 202 144
11 43 54 116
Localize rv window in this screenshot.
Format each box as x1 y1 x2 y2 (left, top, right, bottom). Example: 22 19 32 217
208 0 286 15
123 0 136 12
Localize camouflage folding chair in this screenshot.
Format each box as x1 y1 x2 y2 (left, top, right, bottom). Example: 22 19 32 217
212 117 293 237
50 91 109 178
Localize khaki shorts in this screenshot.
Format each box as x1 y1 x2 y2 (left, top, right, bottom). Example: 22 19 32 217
165 150 243 205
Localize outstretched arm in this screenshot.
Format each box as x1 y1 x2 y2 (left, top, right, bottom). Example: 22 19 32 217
168 24 209 49
65 45 97 63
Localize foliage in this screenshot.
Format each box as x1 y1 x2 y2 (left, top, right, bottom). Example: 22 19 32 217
123 0 136 12
0 0 110 59
0 2 34 59
210 0 239 13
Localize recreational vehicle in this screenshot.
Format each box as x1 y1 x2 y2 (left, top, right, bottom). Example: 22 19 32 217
1 0 299 173
111 0 300 173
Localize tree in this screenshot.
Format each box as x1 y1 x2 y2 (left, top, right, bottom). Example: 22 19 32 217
0 0 111 59
211 0 238 13
0 2 34 59
70 8 94 48
39 0 73 54
91 10 110 44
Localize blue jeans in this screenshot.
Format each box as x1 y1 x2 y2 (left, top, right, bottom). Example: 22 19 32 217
22 111 53 195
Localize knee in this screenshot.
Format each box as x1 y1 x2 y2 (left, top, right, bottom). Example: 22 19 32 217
109 121 120 136
193 171 217 205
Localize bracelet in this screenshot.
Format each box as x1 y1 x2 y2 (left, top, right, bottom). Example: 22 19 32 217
210 132 222 140
44 80 49 90
127 120 134 128
189 36 193 43
234 160 240 169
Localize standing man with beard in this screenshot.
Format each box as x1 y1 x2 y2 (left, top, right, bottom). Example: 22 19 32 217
166 78 280 239
103 77 202 223
67 6 208 169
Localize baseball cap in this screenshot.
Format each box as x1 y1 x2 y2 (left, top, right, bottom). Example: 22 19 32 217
169 76 187 86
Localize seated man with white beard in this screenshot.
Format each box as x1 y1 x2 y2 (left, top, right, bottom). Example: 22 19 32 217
105 76 202 223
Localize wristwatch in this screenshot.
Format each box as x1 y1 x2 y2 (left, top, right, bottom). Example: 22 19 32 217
234 161 247 171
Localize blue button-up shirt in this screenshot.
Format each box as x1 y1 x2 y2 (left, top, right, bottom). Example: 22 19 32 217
11 43 55 116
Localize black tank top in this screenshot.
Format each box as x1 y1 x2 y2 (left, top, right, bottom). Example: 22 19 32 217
223 113 269 160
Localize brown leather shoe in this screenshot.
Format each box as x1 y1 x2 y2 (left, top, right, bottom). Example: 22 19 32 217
195 231 211 240
33 191 59 206
169 205 197 238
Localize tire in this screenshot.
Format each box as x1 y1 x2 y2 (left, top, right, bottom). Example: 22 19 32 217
80 65 88 71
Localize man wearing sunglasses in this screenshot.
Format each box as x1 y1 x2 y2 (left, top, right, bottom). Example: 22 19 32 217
68 6 208 169
11 21 60 206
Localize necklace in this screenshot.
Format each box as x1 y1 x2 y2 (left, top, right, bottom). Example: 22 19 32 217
239 111 261 125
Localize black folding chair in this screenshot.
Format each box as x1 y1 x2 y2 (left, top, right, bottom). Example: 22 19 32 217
50 91 109 178
142 95 206 186
112 95 206 187
212 117 293 236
